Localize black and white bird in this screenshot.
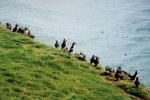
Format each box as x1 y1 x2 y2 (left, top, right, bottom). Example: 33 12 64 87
69 47 74 55
6 23 12 30
61 39 67 49
79 52 86 61
12 24 19 32
69 42 77 55
90 55 96 64
17 27 25 34
115 67 122 81
70 42 76 49
130 70 138 80
55 40 60 48
135 77 140 88
23 27 30 35
94 56 100 67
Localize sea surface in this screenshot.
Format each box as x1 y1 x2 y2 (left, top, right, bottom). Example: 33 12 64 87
0 0 150 87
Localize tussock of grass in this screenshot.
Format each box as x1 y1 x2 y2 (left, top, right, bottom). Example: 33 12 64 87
0 25 150 100
116 81 150 100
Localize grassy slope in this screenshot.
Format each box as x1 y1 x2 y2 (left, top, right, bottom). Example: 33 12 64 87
0 25 149 100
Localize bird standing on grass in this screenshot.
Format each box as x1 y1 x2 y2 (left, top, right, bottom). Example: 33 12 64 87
94 56 100 67
6 23 12 30
130 70 138 80
90 55 96 64
115 67 122 81
12 24 19 32
69 42 76 55
61 39 67 49
55 40 60 48
135 77 140 88
23 27 30 35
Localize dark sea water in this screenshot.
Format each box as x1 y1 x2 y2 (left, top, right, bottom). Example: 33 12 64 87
0 0 150 87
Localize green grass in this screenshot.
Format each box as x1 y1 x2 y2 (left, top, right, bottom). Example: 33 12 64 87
0 25 150 100
116 81 150 100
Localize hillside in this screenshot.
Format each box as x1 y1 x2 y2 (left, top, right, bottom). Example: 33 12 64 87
0 25 150 100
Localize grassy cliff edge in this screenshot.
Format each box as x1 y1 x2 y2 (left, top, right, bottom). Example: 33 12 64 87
0 25 150 100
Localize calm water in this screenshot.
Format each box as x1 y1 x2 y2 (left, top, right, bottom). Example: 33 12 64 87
0 0 150 87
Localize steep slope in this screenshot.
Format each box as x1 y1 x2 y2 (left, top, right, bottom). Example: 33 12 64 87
0 25 149 100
